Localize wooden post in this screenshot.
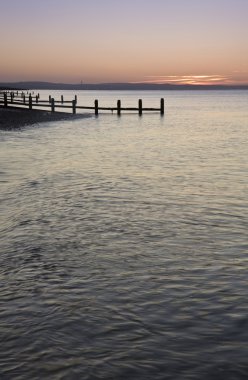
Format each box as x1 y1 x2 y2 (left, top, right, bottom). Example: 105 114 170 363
23 95 26 104
72 100 76 114
61 95 64 104
10 93 13 103
94 99 99 115
74 95 77 104
138 99 142 116
36 95 39 103
117 100 121 116
49 95 51 103
4 93 8 107
29 94 32 110
51 98 55 112
160 98 164 115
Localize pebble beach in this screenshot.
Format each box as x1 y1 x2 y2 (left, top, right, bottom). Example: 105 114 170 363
0 106 90 130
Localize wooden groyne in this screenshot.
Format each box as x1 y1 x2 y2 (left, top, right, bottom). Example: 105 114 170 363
0 91 164 116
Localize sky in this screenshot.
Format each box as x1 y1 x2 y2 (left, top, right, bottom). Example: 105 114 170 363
0 0 248 85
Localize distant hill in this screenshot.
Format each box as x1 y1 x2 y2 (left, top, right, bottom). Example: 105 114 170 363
1 81 248 91
0 85 26 91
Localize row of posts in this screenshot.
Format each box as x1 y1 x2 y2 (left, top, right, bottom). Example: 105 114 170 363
94 98 164 116
34 96 164 115
3 92 164 115
3 92 77 113
3 92 40 108
48 95 77 113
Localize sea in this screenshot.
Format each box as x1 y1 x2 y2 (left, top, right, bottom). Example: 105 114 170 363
0 90 248 379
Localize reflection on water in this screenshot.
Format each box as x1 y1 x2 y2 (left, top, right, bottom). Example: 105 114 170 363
0 91 248 379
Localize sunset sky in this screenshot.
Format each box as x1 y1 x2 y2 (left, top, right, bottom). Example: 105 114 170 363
1 0 248 85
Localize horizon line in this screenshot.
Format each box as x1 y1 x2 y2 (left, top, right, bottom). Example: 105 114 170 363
1 80 248 87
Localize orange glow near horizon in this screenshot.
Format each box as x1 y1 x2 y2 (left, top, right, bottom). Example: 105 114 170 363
131 74 248 86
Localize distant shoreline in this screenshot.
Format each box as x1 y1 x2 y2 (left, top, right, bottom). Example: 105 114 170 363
0 106 90 130
1 82 248 91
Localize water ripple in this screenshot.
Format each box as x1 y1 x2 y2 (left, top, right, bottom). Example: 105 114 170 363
0 90 248 379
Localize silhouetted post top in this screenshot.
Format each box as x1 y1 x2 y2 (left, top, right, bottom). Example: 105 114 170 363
138 99 142 116
94 99 99 116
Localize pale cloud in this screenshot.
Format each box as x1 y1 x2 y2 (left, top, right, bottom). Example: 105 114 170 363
131 74 247 85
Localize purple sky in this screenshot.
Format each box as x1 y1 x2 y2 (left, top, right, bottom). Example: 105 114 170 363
1 0 248 84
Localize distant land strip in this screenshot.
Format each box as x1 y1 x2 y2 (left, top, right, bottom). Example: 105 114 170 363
1 82 248 91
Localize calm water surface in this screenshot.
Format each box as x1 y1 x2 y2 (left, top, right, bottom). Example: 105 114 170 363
0 91 248 379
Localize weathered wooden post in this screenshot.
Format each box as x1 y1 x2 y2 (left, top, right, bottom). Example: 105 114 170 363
72 100 76 114
29 94 32 110
49 95 51 103
138 99 142 116
61 95 64 104
23 95 26 104
117 100 121 116
4 93 8 107
51 98 55 112
94 99 99 115
36 95 39 103
74 95 77 104
160 98 164 115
